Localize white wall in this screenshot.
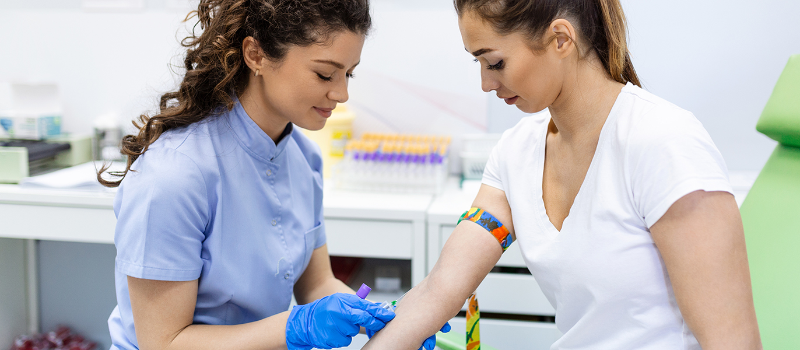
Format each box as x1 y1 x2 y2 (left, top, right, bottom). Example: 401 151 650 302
623 0 799 171
1 0 798 172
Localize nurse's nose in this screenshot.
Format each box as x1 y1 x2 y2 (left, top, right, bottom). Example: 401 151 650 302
327 79 349 103
481 69 500 93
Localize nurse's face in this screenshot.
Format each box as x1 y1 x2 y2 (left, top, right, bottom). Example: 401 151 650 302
251 30 365 131
458 11 566 114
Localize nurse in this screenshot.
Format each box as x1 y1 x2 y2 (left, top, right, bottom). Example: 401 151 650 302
96 0 442 349
364 0 762 349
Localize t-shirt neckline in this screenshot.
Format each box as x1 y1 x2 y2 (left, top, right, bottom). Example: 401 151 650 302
533 83 632 235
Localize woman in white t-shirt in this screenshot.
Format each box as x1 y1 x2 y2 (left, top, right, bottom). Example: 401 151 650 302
364 0 762 349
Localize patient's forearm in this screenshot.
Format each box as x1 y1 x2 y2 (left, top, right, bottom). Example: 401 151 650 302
362 222 502 349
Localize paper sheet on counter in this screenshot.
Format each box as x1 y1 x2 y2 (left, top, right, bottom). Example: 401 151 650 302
19 161 125 191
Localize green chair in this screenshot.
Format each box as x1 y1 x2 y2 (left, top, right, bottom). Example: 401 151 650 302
740 54 800 348
434 330 499 350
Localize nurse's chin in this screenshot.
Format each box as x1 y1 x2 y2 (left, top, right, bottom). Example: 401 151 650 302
296 118 327 132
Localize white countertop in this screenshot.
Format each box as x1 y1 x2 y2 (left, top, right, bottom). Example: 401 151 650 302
0 184 116 208
0 166 759 244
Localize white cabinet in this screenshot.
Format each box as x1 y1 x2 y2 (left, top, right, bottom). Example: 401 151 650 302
322 188 431 285
0 238 29 346
326 218 413 259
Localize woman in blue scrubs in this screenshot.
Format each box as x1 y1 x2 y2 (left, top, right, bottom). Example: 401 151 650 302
97 1 441 349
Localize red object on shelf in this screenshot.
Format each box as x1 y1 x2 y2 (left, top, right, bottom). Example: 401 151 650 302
330 256 363 284
11 326 96 350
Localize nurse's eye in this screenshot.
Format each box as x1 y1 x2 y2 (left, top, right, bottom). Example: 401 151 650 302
487 60 504 71
346 72 355 79
316 73 333 82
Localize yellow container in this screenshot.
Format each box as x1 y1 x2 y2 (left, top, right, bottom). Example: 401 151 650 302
300 104 355 178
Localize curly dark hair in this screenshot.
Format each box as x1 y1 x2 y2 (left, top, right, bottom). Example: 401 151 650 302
98 0 371 187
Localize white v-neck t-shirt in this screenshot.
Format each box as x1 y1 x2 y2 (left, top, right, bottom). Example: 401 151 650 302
482 83 732 349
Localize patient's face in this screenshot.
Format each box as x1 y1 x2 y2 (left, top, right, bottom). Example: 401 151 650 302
458 10 565 114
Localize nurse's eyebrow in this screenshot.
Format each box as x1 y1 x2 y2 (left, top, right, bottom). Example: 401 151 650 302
313 59 360 70
468 48 494 57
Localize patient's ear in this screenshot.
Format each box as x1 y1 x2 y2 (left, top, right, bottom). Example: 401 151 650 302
549 19 577 58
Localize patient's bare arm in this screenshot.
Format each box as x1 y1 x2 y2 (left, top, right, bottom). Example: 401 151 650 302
362 185 513 350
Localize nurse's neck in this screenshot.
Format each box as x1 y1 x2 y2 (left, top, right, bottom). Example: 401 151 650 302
239 85 291 145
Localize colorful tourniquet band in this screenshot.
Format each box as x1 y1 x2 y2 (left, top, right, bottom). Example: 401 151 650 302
458 207 513 252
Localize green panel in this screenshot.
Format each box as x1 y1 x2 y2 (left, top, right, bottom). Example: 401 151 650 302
435 331 498 350
0 147 28 183
50 134 93 166
757 54 800 147
741 144 800 348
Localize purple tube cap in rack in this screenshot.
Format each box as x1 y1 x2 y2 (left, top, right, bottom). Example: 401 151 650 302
356 283 372 299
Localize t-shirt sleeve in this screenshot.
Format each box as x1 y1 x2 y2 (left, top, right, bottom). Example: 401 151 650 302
629 111 733 228
113 148 209 281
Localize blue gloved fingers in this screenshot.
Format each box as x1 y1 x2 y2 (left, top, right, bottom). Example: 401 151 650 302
325 334 354 349
347 307 389 333
361 302 397 323
366 328 376 339
420 334 436 350
417 322 450 350
340 294 397 323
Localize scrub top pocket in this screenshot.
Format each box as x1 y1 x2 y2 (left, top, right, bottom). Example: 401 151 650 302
303 223 323 270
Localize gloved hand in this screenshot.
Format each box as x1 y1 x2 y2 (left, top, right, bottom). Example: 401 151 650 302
419 322 452 350
367 321 451 350
286 293 396 350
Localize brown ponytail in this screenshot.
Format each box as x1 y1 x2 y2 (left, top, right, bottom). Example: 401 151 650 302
595 0 640 86
98 0 371 187
454 0 641 87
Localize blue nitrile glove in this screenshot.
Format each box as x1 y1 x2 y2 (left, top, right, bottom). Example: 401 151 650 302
367 321 451 350
286 293 396 350
420 322 451 350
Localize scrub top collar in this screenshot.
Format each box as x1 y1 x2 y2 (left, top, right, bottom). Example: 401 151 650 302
227 98 294 163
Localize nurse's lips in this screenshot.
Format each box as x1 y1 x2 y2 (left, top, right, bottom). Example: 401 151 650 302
314 107 333 118
501 96 519 105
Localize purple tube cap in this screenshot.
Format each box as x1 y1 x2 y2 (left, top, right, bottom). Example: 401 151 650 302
356 283 372 299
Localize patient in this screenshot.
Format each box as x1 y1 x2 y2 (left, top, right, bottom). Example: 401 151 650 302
363 0 761 349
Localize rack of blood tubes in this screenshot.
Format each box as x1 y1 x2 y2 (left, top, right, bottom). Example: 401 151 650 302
332 133 451 194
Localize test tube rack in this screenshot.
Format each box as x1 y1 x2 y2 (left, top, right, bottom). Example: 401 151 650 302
332 133 451 194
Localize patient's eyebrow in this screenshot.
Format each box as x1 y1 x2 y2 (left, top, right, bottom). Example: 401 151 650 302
313 59 361 70
467 48 495 56
313 59 345 69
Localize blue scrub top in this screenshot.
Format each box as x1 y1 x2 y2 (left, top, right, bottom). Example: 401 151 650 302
107 100 326 350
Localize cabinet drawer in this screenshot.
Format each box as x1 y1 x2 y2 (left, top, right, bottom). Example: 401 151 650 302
440 225 527 267
325 218 413 259
465 273 555 316
447 317 561 350
0 203 116 243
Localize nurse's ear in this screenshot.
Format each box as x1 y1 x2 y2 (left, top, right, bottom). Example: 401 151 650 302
242 36 267 78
